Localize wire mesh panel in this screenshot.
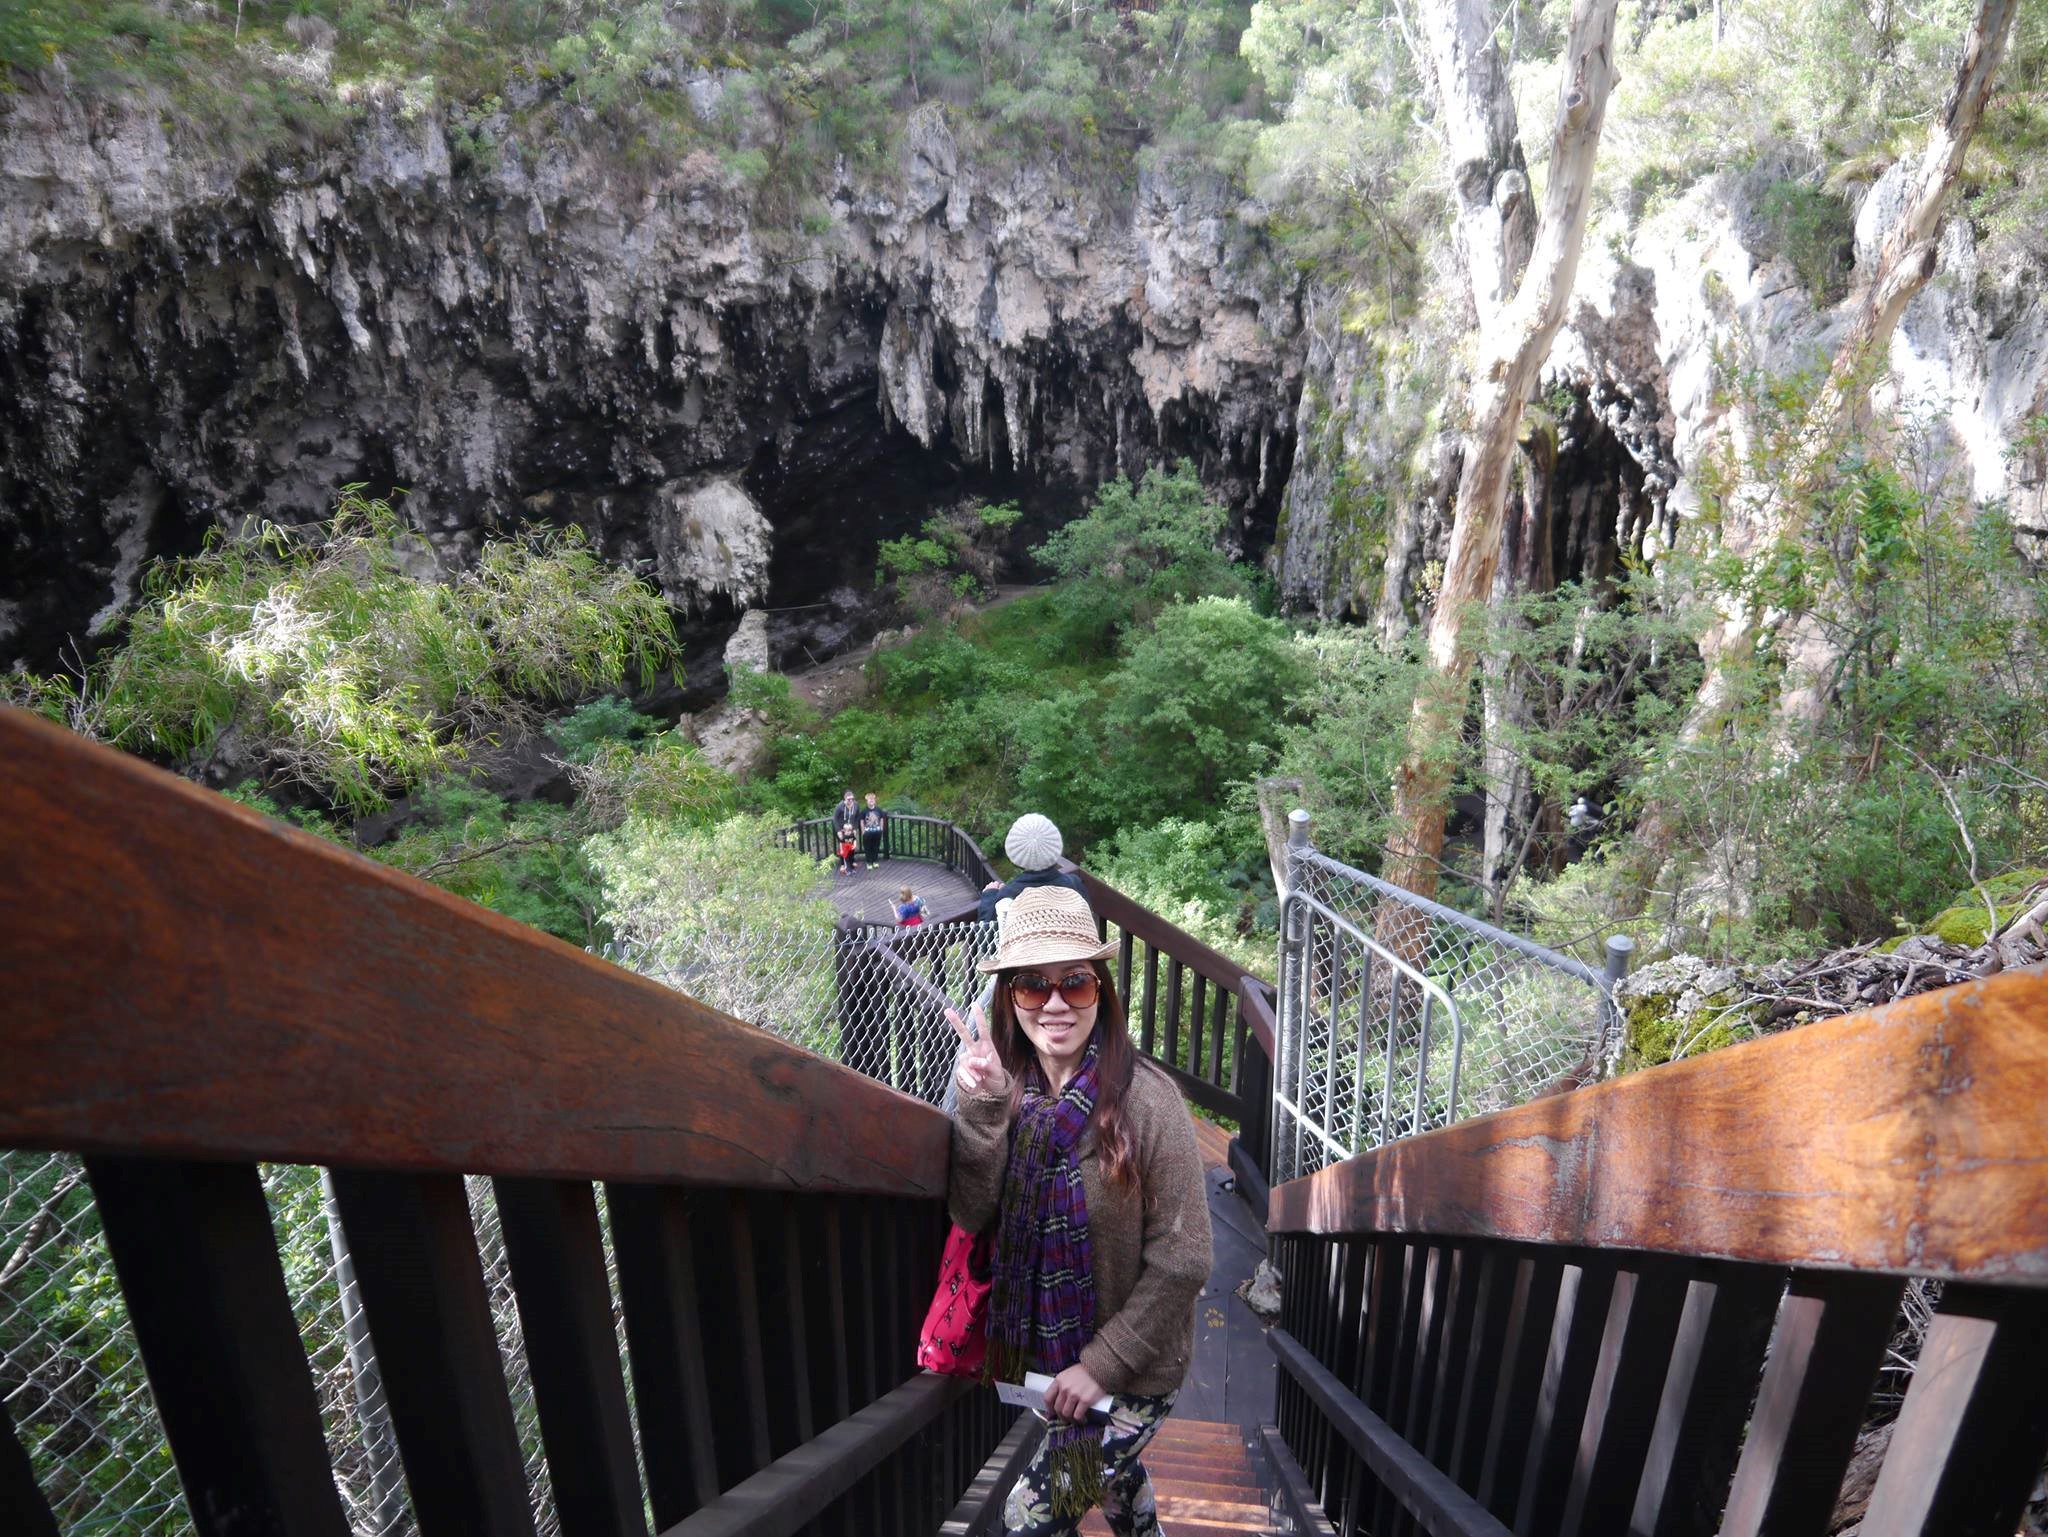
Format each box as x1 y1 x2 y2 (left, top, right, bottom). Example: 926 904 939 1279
1273 892 1460 1184
607 920 998 1106
1 1151 192 1537
2 1152 661 1537
1271 843 1613 1182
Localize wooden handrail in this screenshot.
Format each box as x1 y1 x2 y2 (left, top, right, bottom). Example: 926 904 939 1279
1236 975 1279 1059
1064 862 1264 998
0 707 947 1196
875 935 967 1009
1267 964 2048 1285
1269 1327 1512 1537
668 1372 973 1537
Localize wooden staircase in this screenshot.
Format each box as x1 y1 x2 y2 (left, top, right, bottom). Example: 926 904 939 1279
1079 1417 1274 1537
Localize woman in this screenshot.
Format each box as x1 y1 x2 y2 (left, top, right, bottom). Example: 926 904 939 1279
946 886 1212 1537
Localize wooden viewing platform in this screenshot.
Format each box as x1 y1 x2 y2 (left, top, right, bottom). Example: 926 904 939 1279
780 812 999 926
824 853 987 927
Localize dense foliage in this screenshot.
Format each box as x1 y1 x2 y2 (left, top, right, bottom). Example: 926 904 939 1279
11 488 675 811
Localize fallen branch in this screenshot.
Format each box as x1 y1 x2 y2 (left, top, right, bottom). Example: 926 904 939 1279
0 1167 86 1291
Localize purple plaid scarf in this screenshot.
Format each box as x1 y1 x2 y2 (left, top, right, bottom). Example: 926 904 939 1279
988 1043 1102 1518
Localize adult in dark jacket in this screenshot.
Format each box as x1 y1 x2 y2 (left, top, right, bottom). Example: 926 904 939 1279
977 814 1091 922
831 790 860 841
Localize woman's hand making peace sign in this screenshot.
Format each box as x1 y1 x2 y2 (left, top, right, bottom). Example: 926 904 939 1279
946 1002 1009 1098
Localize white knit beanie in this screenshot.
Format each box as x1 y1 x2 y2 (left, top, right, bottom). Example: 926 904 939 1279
1004 813 1064 871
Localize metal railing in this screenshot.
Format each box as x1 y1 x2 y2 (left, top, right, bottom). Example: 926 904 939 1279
1271 810 1631 1182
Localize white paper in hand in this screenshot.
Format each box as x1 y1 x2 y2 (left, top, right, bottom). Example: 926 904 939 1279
994 1371 1114 1423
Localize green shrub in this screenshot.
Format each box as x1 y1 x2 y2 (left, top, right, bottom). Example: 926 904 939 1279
1758 180 1855 304
370 783 602 944
75 487 676 810
549 696 663 763
1032 462 1259 649
587 812 837 1041
1092 812 1274 973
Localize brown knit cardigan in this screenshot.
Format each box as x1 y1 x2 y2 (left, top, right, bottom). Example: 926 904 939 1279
948 1056 1213 1398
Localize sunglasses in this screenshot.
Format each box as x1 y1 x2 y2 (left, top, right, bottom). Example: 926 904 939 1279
1009 970 1102 1011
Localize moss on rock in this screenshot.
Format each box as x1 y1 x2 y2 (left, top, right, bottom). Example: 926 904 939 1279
1613 955 1763 1073
1919 867 2046 947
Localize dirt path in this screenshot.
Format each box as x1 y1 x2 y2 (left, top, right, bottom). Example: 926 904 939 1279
785 584 1047 713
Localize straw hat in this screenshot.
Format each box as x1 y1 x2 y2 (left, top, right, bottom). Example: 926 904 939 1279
976 886 1117 973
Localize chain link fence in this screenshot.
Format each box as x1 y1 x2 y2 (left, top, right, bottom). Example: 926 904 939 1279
605 917 998 1105
1272 829 1625 1183
1 1152 658 1537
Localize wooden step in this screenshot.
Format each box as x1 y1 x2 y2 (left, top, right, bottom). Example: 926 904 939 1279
1142 1448 1258 1482
1070 1417 1274 1536
1081 1518 1271 1537
1125 1477 1266 1504
1134 1458 1261 1485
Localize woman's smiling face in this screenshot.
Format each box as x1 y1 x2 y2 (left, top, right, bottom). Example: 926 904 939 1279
1010 965 1102 1082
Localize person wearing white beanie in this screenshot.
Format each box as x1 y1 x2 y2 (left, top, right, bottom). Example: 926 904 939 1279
1004 812 1064 870
977 813 1090 923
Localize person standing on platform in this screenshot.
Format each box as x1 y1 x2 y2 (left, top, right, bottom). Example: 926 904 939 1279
832 789 861 847
861 792 888 870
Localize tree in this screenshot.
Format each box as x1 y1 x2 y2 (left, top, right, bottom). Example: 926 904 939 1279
1032 462 1255 648
22 488 677 811
1772 0 2023 730
587 813 838 1045
1380 0 1623 904
1097 597 1308 825
1623 0 2024 900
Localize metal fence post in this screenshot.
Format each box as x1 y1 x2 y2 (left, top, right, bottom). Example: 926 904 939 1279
321 1170 407 1535
1285 807 1312 870
1600 934 1637 1077
1274 810 1313 1183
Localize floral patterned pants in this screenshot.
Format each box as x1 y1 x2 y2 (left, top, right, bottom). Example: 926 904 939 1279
1003 1390 1179 1537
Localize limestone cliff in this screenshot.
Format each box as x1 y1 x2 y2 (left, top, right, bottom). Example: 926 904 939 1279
1275 160 2048 624
0 88 1302 670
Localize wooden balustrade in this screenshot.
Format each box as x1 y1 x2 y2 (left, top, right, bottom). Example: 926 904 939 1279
0 709 1018 1537
1066 865 1279 1213
1264 965 2048 1537
777 815 999 890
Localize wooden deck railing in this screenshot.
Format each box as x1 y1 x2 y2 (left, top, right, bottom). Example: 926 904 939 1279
778 815 999 890
0 708 1018 1537
1068 866 1280 1215
1263 965 2048 1537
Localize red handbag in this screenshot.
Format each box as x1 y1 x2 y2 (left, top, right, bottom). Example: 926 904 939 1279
917 1224 993 1377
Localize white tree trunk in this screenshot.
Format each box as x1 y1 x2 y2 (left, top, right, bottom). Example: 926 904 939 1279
1623 0 2022 895
1420 0 1536 326
1383 0 1622 907
1773 0 2021 728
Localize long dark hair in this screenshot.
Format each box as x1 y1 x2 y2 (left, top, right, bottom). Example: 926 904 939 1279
988 959 1140 1189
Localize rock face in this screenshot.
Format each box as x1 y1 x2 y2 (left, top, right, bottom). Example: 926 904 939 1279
9 82 2039 671
0 93 1302 670
1276 160 2048 622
